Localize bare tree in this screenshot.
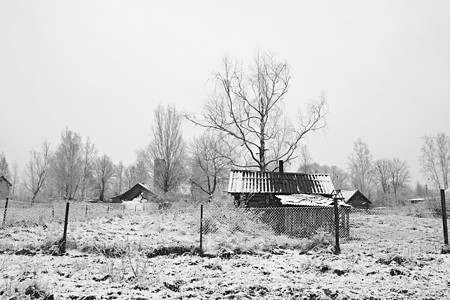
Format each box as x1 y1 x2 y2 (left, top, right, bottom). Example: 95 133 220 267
10 162 19 197
80 137 97 201
374 159 391 194
23 141 52 203
114 161 124 195
187 52 327 171
124 165 138 189
52 128 83 200
189 132 232 200
388 158 410 197
328 165 350 190
298 145 313 173
420 133 450 189
348 139 374 196
140 104 186 193
94 154 116 201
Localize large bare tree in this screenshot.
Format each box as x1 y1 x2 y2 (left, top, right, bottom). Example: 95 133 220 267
189 132 232 200
140 104 186 193
94 154 115 201
23 141 52 203
52 128 83 200
187 52 327 171
348 139 374 196
420 133 450 189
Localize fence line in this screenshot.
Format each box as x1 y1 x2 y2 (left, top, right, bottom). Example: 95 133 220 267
0 197 448 256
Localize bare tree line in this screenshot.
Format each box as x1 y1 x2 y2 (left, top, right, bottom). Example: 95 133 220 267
1 51 448 204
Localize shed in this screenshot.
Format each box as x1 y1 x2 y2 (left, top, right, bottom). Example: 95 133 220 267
341 190 372 208
0 175 12 199
110 183 159 203
228 169 335 207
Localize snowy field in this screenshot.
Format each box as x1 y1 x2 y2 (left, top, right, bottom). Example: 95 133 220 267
0 205 449 299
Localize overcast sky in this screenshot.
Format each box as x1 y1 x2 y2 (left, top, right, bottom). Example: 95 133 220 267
1 0 449 185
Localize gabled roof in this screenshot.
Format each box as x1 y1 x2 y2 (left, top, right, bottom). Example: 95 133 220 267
0 175 12 186
228 170 335 196
341 189 372 204
110 183 158 202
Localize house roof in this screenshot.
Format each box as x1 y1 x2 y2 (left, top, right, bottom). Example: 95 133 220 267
0 175 12 186
228 170 335 196
341 189 372 204
110 183 158 202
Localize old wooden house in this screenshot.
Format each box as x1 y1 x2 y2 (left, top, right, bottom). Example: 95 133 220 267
0 175 12 199
341 190 372 208
227 164 350 237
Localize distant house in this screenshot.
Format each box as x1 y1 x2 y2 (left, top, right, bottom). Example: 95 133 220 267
110 183 159 203
228 164 336 208
341 190 372 208
0 175 12 199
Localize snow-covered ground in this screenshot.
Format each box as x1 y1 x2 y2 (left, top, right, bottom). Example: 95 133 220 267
0 208 449 299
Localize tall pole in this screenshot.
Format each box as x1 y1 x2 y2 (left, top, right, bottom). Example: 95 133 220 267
199 204 204 256
441 189 448 245
333 196 341 255
61 202 70 253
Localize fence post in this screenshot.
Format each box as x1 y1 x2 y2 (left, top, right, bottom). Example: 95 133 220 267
441 189 448 245
199 204 203 256
2 198 9 227
60 202 70 254
52 206 55 218
85 205 88 218
333 197 341 255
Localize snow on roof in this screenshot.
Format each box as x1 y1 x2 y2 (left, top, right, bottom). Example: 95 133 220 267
340 190 358 202
277 194 350 207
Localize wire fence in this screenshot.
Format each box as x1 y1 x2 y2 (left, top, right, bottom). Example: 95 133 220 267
0 195 448 257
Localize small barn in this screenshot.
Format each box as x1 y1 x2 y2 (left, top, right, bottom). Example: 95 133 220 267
227 165 351 237
0 175 12 199
110 183 159 203
228 169 335 207
341 190 372 208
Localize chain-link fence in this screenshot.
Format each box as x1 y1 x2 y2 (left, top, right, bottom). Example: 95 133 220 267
0 196 448 257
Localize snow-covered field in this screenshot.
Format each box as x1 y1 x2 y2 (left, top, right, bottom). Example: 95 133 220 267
0 207 449 299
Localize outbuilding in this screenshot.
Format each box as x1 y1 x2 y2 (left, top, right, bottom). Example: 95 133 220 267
341 190 372 208
0 175 12 199
110 183 159 203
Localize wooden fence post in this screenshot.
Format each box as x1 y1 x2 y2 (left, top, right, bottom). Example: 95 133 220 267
199 204 204 256
333 197 341 255
2 198 9 227
60 202 70 253
441 189 448 245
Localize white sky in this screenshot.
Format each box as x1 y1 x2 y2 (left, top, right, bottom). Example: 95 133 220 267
1 0 449 184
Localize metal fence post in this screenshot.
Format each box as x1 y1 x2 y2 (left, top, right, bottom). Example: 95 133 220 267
85 205 88 217
60 202 70 253
199 204 204 256
333 197 341 255
2 198 9 227
441 189 448 245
